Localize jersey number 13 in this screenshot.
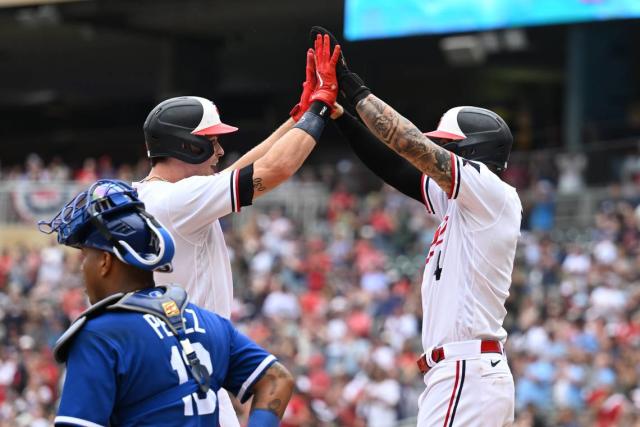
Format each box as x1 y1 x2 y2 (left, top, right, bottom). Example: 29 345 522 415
170 343 217 416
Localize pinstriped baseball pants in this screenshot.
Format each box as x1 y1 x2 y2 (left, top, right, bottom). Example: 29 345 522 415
417 354 514 427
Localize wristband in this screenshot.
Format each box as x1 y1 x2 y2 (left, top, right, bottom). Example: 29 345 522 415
293 101 329 142
247 409 279 427
307 100 331 119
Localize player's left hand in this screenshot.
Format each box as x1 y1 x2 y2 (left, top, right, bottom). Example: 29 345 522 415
290 48 317 122
310 34 341 109
310 26 371 108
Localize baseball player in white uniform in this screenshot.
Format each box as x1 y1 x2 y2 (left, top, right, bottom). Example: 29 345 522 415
311 27 521 426
133 38 342 427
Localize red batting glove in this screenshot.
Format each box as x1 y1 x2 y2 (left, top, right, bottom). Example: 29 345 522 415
310 34 341 109
290 49 318 122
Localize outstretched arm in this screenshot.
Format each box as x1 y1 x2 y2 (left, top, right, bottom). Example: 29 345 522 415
333 108 423 202
223 118 295 172
250 34 341 200
307 26 454 194
250 127 317 198
225 47 317 173
355 94 454 194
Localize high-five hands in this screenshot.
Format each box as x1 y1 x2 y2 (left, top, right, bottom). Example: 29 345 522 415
309 26 371 107
309 34 341 110
290 49 317 122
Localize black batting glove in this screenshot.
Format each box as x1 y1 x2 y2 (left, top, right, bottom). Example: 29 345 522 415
310 26 371 107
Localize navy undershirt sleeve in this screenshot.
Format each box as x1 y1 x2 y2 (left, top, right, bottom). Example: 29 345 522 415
333 111 423 203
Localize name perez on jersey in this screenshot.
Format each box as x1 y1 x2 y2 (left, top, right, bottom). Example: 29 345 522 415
144 309 206 339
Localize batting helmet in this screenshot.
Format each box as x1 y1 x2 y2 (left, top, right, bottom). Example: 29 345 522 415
143 96 238 164
38 179 175 272
425 106 513 171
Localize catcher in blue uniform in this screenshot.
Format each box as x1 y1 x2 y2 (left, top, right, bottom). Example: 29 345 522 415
39 179 293 427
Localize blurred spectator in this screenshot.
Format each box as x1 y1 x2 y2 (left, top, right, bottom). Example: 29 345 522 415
96 155 115 179
556 152 587 194
527 180 556 232
73 158 97 184
5 154 640 426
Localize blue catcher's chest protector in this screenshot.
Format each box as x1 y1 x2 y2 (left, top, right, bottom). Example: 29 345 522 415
54 285 210 395
54 284 277 427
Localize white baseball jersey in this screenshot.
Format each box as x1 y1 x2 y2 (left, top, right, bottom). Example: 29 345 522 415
133 169 248 318
419 153 521 351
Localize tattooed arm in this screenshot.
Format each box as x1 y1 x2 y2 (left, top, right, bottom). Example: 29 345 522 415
355 94 454 194
251 127 317 200
249 362 294 418
333 109 424 203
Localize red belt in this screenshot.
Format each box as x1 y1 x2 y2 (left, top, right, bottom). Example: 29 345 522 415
417 340 503 375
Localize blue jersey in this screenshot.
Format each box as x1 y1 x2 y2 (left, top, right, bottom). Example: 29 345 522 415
55 298 276 427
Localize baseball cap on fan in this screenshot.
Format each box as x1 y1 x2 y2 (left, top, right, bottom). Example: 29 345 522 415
144 96 238 164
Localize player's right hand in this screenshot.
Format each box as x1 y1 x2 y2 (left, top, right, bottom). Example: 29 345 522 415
310 26 349 80
309 34 341 109
289 48 317 122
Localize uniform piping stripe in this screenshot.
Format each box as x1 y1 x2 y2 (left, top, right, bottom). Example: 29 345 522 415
54 416 104 427
229 171 235 212
229 170 237 212
453 156 461 199
420 174 428 211
233 169 241 212
421 175 434 214
448 360 466 427
448 152 457 199
425 177 436 214
236 355 277 403
442 360 460 427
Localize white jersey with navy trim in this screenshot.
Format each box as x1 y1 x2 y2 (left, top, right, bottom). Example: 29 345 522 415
419 153 521 351
133 170 243 318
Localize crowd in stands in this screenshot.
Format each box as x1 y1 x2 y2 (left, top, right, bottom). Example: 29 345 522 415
3 151 640 426
0 154 151 184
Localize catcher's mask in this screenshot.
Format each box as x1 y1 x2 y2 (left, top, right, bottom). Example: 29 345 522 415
143 96 238 165
38 179 175 272
425 106 513 172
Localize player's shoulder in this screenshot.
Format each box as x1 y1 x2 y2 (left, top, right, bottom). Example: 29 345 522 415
133 180 172 205
82 310 146 339
144 172 232 199
61 311 136 357
458 157 495 180
178 171 232 186
458 157 513 189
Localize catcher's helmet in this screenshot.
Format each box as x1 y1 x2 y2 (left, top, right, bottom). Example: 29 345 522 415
143 96 238 164
425 106 513 171
38 179 175 272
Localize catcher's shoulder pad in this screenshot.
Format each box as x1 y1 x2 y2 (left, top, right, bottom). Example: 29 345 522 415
107 285 189 336
53 292 125 363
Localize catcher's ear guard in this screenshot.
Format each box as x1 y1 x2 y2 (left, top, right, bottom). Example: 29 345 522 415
106 208 175 273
